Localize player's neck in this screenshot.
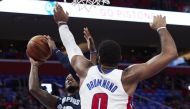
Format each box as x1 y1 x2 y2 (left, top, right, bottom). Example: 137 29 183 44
67 90 78 96
99 65 117 74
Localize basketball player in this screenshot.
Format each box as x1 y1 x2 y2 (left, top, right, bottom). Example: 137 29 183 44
29 27 96 109
29 58 80 109
53 3 178 109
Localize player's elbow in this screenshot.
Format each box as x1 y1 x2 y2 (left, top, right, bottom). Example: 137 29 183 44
172 52 178 59
29 87 35 93
170 50 178 59
165 51 178 61
29 86 38 94
162 47 178 60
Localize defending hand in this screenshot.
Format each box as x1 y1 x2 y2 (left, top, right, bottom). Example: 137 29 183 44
83 27 96 51
83 27 92 41
149 15 166 31
53 3 69 24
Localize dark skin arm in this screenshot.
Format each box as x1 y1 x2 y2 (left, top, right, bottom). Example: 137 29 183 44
83 27 97 65
122 15 178 95
53 3 93 83
28 57 58 109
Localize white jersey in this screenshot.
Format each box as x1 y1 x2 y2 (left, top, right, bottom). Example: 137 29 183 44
79 65 133 109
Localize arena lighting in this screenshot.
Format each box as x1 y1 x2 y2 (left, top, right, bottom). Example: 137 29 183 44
188 86 190 90
0 0 190 26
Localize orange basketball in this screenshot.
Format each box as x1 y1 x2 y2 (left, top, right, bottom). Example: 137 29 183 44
26 35 52 62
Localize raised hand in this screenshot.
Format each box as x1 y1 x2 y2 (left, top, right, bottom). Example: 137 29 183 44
83 27 96 52
46 36 57 50
149 15 166 31
83 27 97 64
53 3 69 24
83 27 92 40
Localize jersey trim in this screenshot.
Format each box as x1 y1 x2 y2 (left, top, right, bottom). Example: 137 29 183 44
97 65 114 74
127 96 133 109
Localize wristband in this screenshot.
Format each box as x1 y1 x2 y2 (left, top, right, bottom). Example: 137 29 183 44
157 27 166 32
58 21 67 27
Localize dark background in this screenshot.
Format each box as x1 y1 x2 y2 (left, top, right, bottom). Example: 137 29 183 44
0 12 190 49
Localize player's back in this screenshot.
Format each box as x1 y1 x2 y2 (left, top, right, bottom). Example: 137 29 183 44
79 65 132 109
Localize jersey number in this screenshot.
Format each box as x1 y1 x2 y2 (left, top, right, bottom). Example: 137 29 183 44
92 93 108 109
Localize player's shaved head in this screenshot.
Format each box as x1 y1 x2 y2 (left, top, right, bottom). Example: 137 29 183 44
98 40 121 66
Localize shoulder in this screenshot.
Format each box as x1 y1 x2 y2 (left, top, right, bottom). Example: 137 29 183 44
122 64 137 75
71 55 93 78
121 64 143 95
121 64 143 83
122 63 146 74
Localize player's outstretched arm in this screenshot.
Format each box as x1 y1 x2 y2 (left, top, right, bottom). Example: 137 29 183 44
83 27 97 64
123 15 178 85
48 38 79 81
28 58 58 109
48 38 72 71
53 3 93 80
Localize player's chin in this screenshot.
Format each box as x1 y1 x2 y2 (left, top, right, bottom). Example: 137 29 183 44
66 85 79 93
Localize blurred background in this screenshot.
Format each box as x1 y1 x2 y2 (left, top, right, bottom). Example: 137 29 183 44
0 0 190 109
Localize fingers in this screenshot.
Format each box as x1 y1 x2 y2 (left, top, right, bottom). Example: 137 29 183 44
53 3 62 15
57 3 63 12
44 35 52 45
83 27 88 37
153 15 156 23
46 35 52 40
54 3 59 13
57 3 62 9
83 27 88 33
54 3 64 14
163 16 166 23
83 27 90 35
53 8 56 14
53 3 69 23
66 11 69 16
84 27 88 31
53 8 58 20
47 36 57 50
153 15 165 22
150 15 166 30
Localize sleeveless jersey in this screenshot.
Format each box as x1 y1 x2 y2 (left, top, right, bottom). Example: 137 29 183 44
79 65 133 109
56 92 81 109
